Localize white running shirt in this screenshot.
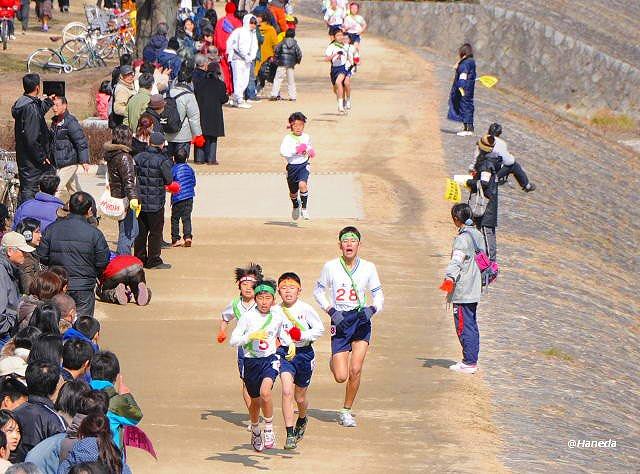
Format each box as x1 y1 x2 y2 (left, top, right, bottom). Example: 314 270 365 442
221 298 256 323
280 132 313 165
229 307 292 358
273 300 325 348
342 14 365 34
324 6 345 26
325 42 348 67
314 257 384 313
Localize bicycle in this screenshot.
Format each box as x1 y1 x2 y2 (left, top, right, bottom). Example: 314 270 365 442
27 46 74 74
0 149 20 220
27 29 106 73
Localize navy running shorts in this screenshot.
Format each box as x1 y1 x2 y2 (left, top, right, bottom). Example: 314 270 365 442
330 65 348 85
237 346 244 378
347 33 361 43
277 345 316 388
286 162 310 194
330 309 371 355
242 354 280 398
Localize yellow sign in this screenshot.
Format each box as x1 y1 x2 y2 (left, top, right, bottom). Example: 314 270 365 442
477 75 499 88
444 178 462 202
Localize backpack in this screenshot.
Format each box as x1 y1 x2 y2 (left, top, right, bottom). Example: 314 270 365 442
162 89 191 134
468 179 488 218
462 230 499 288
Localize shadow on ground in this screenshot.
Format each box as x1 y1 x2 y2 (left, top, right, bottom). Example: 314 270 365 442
417 358 457 369
200 409 247 428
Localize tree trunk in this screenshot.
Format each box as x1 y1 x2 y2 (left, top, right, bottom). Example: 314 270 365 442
136 0 177 56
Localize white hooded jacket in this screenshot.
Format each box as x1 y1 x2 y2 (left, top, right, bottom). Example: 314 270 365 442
226 14 259 63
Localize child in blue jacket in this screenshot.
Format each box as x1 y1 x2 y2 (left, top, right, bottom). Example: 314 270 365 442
171 148 196 247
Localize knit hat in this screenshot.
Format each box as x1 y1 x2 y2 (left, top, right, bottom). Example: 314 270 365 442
225 1 236 14
150 132 165 146
148 94 165 110
477 134 495 153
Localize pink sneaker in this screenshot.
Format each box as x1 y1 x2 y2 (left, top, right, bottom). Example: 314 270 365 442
263 428 275 449
449 361 478 374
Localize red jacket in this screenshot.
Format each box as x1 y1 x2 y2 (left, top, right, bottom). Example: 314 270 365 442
0 0 18 18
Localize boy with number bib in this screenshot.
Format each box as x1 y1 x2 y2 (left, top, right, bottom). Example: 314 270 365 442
273 272 324 449
313 226 384 427
325 29 350 114
217 263 264 412
230 279 296 452
280 112 315 221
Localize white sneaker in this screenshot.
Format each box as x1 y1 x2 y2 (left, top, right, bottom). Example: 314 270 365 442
338 410 357 427
9 35 16 40
251 429 264 452
291 206 300 220
338 100 345 114
301 208 309 220
449 361 478 374
237 102 252 109
456 130 474 137
263 428 276 449
345 99 352 110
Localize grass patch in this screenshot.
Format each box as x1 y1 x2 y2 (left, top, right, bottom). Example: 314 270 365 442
0 54 26 73
590 109 637 131
541 347 574 362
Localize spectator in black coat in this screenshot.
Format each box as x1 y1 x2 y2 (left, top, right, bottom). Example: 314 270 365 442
50 97 90 200
38 193 110 317
193 62 228 165
133 133 173 270
11 74 55 205
12 360 66 462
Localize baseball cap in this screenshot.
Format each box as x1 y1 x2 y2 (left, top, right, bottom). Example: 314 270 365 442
120 65 134 76
0 356 27 377
1 232 35 253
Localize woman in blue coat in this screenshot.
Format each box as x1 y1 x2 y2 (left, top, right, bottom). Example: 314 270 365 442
447 43 476 136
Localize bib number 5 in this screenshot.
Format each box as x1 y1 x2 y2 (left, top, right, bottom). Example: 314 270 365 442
258 340 269 351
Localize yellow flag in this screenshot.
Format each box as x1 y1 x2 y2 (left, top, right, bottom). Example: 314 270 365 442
444 178 462 202
477 75 499 88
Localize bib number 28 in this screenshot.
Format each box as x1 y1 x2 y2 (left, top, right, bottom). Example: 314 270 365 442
336 288 358 302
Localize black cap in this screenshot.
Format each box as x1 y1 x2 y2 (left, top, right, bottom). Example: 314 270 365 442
150 132 165 146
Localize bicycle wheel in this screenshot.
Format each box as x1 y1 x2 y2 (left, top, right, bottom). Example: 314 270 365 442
27 48 65 74
61 38 90 71
62 21 88 42
95 34 116 59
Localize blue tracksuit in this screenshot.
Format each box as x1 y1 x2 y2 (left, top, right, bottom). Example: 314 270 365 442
453 303 479 365
447 56 476 124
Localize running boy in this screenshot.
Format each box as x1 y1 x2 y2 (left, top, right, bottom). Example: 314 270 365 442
313 226 384 427
273 272 324 449
230 279 296 451
280 112 315 221
325 29 349 114
439 203 485 374
218 263 264 412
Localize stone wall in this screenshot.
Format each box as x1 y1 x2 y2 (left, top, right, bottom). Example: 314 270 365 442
297 0 640 115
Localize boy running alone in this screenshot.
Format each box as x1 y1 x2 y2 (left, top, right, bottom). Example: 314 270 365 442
313 226 384 427
280 112 315 221
230 279 296 451
217 263 264 412
273 272 324 449
325 29 350 114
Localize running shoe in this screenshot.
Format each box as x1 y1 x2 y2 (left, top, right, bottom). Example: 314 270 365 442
449 361 478 374
237 102 252 109
270 96 282 101
294 418 308 440
172 239 184 247
184 237 192 247
263 428 276 449
338 410 357 427
301 208 310 220
136 282 150 306
251 430 264 452
284 434 297 450
456 130 473 137
345 99 352 110
524 183 537 193
114 283 128 305
292 206 300 220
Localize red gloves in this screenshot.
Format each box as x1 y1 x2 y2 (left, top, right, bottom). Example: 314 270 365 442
439 279 454 293
192 135 206 148
165 181 181 194
288 327 301 342
354 57 360 64
295 143 308 154
216 330 226 343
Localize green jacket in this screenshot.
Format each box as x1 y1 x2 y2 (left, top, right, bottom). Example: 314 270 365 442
124 89 151 130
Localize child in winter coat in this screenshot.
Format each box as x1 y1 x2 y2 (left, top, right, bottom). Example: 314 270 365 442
270 28 302 101
95 80 112 120
171 148 196 247
440 203 485 375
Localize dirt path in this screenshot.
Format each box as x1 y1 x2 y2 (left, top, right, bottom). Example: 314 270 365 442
87 18 505 472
